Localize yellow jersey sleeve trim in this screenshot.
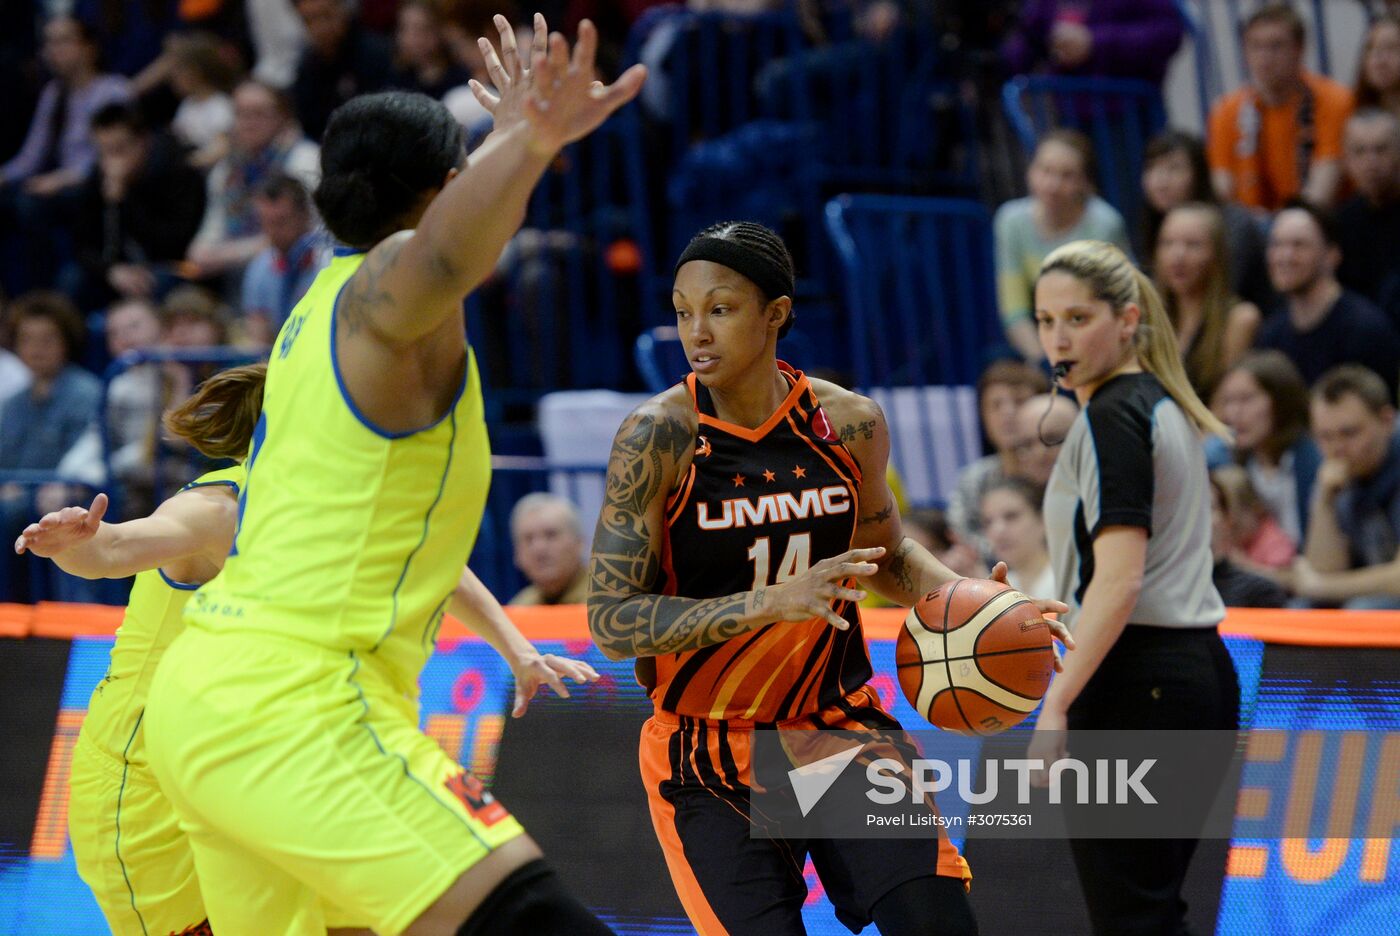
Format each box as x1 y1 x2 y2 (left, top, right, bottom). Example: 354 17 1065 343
329 279 474 440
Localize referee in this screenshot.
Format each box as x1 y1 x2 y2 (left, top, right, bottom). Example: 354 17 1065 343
1027 240 1240 935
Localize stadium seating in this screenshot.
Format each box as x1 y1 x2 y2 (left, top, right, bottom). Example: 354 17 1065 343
825 194 1003 389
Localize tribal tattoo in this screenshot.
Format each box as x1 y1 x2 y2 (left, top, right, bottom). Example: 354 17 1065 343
587 407 762 660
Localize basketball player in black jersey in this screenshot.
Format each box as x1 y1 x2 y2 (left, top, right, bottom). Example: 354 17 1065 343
586 222 1073 935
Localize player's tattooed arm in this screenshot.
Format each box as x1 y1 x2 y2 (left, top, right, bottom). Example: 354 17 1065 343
587 401 779 661
589 393 886 658
831 390 959 606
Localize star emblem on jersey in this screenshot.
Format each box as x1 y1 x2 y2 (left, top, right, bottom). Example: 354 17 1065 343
732 474 746 487
762 469 777 483
792 465 807 479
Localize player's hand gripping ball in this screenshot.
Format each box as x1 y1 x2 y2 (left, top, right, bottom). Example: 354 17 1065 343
897 578 1055 736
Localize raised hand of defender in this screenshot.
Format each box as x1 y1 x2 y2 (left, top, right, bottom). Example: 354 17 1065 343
988 560 1074 672
520 19 646 155
15 493 108 557
510 649 601 717
469 12 550 135
768 546 885 630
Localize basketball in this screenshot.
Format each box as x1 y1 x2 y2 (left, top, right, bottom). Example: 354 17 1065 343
896 578 1055 736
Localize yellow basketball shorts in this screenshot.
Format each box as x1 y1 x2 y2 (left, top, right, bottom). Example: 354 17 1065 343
68 732 208 936
143 627 525 936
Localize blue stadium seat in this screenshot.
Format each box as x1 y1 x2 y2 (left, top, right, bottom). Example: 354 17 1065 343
633 326 687 393
1172 0 1220 130
1001 75 1167 236
824 194 1002 389
823 194 994 506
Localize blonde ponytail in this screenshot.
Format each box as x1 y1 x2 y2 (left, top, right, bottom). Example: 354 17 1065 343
1129 265 1230 438
1038 240 1232 440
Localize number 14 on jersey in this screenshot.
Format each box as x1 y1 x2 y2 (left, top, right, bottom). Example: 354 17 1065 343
747 534 812 590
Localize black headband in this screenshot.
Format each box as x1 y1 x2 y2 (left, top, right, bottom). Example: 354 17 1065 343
674 236 793 301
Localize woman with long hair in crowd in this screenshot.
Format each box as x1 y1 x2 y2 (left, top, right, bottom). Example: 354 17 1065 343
1356 15 1400 120
1153 202 1261 401
1140 130 1271 306
17 364 596 936
1211 350 1321 549
1028 239 1239 936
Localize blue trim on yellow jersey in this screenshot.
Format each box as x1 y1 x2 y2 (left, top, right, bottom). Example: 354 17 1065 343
157 570 201 591
329 279 474 440
230 415 266 558
332 245 366 257
178 479 240 497
373 409 459 652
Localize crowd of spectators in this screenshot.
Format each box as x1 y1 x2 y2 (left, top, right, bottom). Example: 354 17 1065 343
1 0 1399 609
0 0 514 597
976 3 1400 610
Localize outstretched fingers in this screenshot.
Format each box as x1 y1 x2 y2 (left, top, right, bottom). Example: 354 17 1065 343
494 13 520 80
530 12 548 71
593 63 647 108
468 77 498 112
480 36 510 94
569 18 597 75
547 29 569 75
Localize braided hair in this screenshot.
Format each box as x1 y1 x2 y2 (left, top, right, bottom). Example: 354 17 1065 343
681 221 797 337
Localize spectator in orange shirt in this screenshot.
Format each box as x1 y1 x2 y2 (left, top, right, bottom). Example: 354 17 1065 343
1207 3 1353 212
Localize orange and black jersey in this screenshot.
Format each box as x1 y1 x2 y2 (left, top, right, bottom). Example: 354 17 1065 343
651 362 869 722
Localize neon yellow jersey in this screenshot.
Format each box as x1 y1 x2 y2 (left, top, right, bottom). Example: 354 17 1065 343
187 250 492 698
81 464 244 766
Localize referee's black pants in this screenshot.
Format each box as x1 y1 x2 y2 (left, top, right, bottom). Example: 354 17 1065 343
1066 625 1240 936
